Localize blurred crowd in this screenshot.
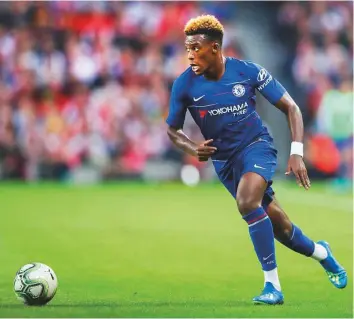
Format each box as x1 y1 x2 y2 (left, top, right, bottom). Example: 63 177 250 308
0 1 240 181
277 1 353 187
0 1 352 186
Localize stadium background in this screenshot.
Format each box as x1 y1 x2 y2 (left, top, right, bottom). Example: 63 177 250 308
0 1 353 318
0 1 352 187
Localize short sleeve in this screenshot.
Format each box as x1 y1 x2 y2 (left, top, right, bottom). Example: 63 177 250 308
166 78 187 129
248 62 286 104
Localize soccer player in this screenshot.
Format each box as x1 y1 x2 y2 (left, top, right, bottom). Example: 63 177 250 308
166 15 347 305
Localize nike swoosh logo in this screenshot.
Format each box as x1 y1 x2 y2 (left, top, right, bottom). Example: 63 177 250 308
254 164 266 169
193 95 205 102
263 253 274 261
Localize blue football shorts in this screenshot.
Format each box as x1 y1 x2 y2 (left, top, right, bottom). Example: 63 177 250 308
212 139 277 210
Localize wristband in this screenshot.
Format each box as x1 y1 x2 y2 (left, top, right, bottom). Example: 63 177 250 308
290 142 303 157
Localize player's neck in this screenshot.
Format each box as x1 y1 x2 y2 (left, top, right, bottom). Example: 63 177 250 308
203 55 226 81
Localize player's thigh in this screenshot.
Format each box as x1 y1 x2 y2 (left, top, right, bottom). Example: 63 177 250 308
213 141 277 207
236 141 277 209
241 140 277 184
236 172 268 213
241 141 278 212
214 167 268 205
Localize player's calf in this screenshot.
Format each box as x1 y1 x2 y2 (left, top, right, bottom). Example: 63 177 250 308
267 200 347 289
267 200 322 258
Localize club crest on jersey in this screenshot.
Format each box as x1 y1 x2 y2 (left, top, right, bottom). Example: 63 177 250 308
232 84 245 97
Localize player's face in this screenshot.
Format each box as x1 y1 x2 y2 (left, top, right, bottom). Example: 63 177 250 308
185 35 216 76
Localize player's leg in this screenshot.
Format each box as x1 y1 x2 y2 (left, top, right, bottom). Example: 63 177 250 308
266 198 347 289
266 198 316 256
236 172 284 305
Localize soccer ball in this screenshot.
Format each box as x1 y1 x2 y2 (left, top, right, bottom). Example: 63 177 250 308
14 262 58 306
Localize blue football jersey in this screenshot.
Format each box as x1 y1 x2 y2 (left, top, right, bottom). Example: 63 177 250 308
166 57 286 161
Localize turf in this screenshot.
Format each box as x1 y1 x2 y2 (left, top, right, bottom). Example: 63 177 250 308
0 181 352 318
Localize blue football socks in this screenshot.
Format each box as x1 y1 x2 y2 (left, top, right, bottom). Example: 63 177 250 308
277 223 315 257
243 207 277 271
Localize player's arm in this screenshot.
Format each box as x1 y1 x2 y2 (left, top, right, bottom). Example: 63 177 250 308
167 126 216 161
251 63 310 189
167 127 198 156
166 78 217 162
275 93 311 190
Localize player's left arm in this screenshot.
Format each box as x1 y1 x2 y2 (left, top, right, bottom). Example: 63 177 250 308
250 62 310 190
275 93 311 190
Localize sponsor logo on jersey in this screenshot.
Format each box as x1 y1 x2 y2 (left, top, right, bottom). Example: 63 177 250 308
232 84 245 97
257 75 272 91
257 68 268 82
199 110 208 118
208 102 248 117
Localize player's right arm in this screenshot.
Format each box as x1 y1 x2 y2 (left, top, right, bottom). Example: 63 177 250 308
247 61 310 189
167 127 217 162
166 78 217 161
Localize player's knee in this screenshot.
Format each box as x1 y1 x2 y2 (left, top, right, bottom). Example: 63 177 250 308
236 196 260 215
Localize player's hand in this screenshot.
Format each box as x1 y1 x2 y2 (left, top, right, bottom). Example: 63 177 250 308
194 139 217 162
285 155 311 189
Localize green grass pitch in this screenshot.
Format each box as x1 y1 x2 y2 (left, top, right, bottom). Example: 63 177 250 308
0 181 352 318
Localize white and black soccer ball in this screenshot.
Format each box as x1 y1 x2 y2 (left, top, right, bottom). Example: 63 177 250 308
14 262 58 306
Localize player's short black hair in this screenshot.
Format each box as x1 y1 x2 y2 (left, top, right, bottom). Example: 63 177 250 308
184 15 224 46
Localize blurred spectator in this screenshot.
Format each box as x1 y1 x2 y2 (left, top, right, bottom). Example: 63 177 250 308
277 1 353 188
0 1 352 187
0 1 242 181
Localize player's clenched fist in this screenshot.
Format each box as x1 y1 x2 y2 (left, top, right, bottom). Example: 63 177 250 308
193 139 217 162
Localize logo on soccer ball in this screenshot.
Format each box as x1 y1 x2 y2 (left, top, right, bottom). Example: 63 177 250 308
257 68 268 82
232 84 245 97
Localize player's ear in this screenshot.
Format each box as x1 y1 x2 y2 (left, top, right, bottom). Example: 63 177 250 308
212 42 220 53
